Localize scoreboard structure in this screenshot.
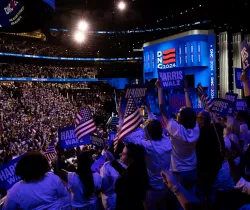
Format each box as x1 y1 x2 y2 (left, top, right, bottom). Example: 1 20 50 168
143 30 216 100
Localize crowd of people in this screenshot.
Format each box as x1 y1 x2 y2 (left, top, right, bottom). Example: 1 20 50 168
0 70 250 209
0 63 97 79
0 33 143 58
0 81 115 166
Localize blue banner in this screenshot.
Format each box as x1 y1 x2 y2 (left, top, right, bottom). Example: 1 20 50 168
211 98 232 117
0 77 98 83
108 132 116 146
234 68 250 89
236 99 248 111
124 84 148 106
224 92 238 115
0 52 142 62
90 135 105 148
58 126 91 149
0 156 22 191
158 69 184 90
241 40 250 71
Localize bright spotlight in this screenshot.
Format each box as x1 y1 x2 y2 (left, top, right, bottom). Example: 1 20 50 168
74 32 85 43
118 1 126 10
78 21 88 31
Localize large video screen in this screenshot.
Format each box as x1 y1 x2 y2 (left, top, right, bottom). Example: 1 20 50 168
143 33 216 100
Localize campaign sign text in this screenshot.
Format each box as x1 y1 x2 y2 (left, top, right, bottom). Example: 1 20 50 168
59 125 90 149
158 69 184 90
234 68 250 89
0 156 22 191
169 94 185 114
241 40 250 71
224 92 238 115
108 132 116 146
124 84 148 106
236 99 248 111
211 98 231 117
90 135 105 148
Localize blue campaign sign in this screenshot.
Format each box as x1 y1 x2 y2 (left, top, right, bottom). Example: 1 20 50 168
90 135 105 148
211 98 232 117
0 155 22 191
241 39 250 71
124 84 148 106
158 69 184 90
224 92 238 115
108 132 116 146
236 99 248 111
58 126 91 149
234 68 250 89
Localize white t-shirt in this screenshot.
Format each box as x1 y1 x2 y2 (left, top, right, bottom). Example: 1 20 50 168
3 172 70 210
166 119 200 172
123 127 172 190
68 172 102 208
100 161 125 210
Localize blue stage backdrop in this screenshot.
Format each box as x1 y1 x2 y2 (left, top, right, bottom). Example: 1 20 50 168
143 30 216 103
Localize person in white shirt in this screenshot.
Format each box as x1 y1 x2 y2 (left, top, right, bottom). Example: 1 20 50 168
156 80 200 191
56 151 102 209
3 152 70 210
100 141 125 210
117 101 171 210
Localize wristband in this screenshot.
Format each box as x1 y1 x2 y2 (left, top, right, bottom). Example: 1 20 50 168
184 89 188 92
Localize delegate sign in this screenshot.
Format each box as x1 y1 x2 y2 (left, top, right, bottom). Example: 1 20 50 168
211 98 232 117
0 155 22 191
58 125 91 149
158 69 184 90
236 99 248 111
124 84 148 106
224 92 238 115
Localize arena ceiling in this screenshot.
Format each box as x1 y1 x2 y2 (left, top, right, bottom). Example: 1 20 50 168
0 0 249 33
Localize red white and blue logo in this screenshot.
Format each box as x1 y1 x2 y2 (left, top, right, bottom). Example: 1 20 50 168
157 48 176 69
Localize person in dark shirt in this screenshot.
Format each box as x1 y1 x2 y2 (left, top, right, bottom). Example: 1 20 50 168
106 143 149 210
196 110 225 204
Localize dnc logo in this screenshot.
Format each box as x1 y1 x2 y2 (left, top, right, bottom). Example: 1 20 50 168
157 48 176 69
4 0 19 15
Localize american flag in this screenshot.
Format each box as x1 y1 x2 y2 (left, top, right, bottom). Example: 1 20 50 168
44 141 57 162
74 107 96 141
114 95 143 150
197 83 213 110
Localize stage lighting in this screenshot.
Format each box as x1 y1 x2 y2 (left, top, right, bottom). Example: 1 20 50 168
78 21 88 31
118 1 126 10
74 32 85 43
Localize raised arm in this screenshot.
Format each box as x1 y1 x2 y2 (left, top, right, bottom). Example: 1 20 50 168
184 78 193 108
241 70 250 97
155 80 170 124
55 155 68 183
